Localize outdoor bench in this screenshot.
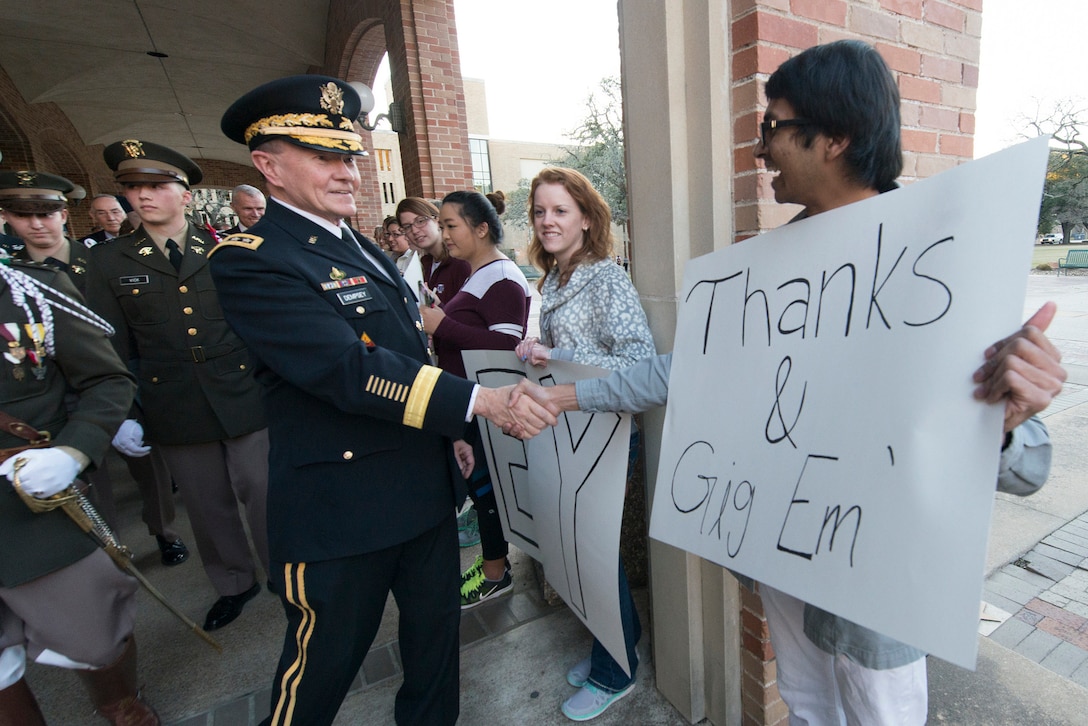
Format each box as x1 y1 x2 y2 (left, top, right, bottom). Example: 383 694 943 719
1058 249 1088 276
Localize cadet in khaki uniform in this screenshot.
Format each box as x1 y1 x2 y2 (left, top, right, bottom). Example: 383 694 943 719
0 171 158 724
0 171 189 568
213 76 558 725
85 142 269 631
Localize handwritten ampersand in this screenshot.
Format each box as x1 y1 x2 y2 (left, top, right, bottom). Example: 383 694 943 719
764 355 806 449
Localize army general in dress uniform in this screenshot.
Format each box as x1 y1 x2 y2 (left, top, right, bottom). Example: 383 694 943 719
0 234 161 722
212 76 556 726
84 141 270 632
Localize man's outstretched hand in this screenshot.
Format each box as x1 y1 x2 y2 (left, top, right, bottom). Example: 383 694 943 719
973 301 1067 433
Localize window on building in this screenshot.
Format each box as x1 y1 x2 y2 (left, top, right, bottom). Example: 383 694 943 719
382 181 396 205
469 137 492 193
376 148 392 172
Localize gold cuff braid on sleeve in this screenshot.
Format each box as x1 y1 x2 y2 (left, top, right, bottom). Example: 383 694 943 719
402 365 442 429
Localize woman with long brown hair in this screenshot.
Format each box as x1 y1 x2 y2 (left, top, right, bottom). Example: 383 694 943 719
516 167 655 721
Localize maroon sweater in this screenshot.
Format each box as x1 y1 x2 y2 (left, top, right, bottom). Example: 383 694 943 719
420 253 471 306
432 259 531 378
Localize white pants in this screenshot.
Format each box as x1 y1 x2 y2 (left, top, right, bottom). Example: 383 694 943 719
760 585 928 726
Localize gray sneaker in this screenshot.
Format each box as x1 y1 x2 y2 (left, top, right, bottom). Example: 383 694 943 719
458 515 480 547
566 657 592 688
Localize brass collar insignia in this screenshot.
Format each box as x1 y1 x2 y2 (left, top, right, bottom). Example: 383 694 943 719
138 247 154 256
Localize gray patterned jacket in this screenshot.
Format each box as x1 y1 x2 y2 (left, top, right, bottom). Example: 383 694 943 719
539 258 656 370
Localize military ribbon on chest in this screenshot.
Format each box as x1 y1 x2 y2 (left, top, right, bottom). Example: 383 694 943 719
1 323 25 366
320 275 368 291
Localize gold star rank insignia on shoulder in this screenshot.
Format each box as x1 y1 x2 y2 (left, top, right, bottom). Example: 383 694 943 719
330 266 346 280
138 247 154 256
207 233 264 258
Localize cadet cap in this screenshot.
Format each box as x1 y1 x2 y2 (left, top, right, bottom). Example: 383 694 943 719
103 139 203 188
0 170 76 213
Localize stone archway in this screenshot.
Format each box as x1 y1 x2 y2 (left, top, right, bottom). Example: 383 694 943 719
340 18 391 232
324 0 472 234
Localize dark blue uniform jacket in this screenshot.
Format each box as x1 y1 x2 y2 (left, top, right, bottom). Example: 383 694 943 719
209 201 474 563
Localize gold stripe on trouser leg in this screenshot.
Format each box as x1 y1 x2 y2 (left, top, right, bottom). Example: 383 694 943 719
270 563 315 725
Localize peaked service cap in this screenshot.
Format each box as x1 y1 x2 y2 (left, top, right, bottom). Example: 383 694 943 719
221 75 365 155
103 139 203 188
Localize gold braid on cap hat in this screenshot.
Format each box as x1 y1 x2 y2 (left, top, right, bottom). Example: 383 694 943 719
245 113 362 150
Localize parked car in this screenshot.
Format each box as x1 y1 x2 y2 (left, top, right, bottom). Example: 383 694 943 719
1040 233 1063 245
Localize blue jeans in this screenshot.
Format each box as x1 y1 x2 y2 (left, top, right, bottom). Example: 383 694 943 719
587 428 642 692
587 558 641 692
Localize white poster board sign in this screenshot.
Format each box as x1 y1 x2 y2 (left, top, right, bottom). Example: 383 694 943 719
650 137 1050 669
462 352 634 675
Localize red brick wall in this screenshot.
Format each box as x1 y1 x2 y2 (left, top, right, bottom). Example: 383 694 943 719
389 0 473 200
729 1 982 722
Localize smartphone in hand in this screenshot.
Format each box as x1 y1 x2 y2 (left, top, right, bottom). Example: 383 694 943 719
418 281 437 307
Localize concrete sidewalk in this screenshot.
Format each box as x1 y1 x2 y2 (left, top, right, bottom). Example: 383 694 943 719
25 272 1088 725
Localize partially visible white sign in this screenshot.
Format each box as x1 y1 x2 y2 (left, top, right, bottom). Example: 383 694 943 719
463 352 634 675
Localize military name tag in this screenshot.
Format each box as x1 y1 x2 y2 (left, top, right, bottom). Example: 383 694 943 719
336 288 373 305
119 275 150 285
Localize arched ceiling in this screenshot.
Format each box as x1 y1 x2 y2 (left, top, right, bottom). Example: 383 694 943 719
0 0 335 166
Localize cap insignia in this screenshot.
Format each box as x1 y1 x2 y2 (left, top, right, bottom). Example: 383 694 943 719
121 139 145 159
15 171 36 188
320 82 345 115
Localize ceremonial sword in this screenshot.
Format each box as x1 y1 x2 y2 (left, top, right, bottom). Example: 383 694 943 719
12 457 222 652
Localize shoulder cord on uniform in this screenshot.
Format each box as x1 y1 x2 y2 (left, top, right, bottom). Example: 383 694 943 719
0 264 114 356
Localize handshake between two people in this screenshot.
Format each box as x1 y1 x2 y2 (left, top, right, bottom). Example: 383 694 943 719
470 335 582 442
470 382 571 441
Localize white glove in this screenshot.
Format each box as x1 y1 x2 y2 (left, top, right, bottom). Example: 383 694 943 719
111 419 151 457
0 448 81 498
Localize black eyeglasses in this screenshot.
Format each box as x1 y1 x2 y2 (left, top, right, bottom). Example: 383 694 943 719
759 118 814 146
405 215 436 230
